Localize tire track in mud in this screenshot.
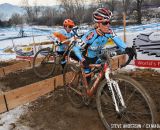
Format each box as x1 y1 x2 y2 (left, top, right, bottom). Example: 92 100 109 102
130 70 160 123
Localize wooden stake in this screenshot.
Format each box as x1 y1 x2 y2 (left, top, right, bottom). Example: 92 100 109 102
123 12 126 42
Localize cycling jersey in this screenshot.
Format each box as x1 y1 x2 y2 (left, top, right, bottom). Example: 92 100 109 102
72 29 127 61
52 29 75 52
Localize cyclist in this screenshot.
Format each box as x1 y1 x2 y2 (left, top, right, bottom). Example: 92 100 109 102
51 19 75 68
51 19 75 55
71 8 136 83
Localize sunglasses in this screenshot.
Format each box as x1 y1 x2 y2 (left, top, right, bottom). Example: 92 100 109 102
64 25 73 29
101 21 110 26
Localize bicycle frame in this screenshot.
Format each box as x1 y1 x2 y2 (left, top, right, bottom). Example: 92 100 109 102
80 64 105 97
80 62 126 113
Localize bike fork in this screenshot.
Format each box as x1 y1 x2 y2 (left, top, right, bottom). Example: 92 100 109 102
105 71 126 113
112 80 126 109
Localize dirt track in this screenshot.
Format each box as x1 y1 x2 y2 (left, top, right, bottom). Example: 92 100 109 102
0 64 160 130
0 60 16 68
18 89 105 130
0 65 62 91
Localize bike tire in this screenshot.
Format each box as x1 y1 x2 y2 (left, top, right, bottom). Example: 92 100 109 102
96 74 157 130
33 48 57 78
63 63 84 108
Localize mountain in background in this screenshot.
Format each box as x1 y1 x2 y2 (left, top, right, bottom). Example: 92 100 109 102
0 3 25 21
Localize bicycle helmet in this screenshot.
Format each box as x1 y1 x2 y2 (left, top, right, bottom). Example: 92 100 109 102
63 19 75 27
93 8 112 23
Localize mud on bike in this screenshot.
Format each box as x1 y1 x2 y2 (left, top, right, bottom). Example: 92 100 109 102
63 48 157 130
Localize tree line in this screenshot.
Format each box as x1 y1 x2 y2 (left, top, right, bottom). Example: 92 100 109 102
0 0 160 27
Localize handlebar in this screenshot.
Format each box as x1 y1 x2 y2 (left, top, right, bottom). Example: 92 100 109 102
98 46 137 68
120 54 132 68
48 26 82 45
72 26 84 38
120 46 137 68
72 26 79 37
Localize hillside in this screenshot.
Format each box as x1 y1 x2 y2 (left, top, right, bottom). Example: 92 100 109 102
0 3 25 21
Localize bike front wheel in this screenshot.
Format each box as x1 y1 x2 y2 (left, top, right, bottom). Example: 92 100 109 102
33 48 58 78
96 74 157 130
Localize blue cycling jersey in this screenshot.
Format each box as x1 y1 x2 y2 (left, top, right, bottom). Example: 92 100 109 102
73 29 127 61
53 29 74 52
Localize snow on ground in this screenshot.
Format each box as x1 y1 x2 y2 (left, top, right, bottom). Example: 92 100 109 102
0 23 159 61
0 52 16 61
0 22 159 49
0 23 160 60
113 22 160 33
0 35 51 49
0 105 29 130
0 25 59 41
121 64 160 73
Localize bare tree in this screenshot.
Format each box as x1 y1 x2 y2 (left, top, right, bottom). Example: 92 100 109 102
74 0 85 23
122 0 132 14
146 0 160 5
41 7 55 26
129 0 144 24
59 0 75 18
136 0 144 24
20 0 34 23
83 6 97 24
59 0 85 24
10 13 23 25
119 0 144 24
33 0 41 19
95 0 117 12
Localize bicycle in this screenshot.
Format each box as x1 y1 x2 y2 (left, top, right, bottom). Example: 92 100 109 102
32 39 66 78
63 48 157 130
32 27 81 78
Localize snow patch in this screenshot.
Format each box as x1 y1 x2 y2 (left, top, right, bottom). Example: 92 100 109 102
0 105 29 130
121 64 160 73
0 50 16 61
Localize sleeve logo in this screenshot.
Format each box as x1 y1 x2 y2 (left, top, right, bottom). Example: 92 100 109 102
86 32 94 40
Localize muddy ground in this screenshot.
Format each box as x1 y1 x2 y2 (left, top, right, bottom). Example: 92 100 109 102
0 60 17 68
0 65 62 91
0 64 160 130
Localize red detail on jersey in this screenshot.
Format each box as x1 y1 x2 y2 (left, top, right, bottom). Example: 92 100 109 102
86 32 94 40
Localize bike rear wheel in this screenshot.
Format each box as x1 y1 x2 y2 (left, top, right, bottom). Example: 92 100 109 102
63 63 84 108
33 48 58 78
96 74 157 130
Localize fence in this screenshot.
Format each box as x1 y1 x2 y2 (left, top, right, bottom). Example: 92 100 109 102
0 54 126 114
